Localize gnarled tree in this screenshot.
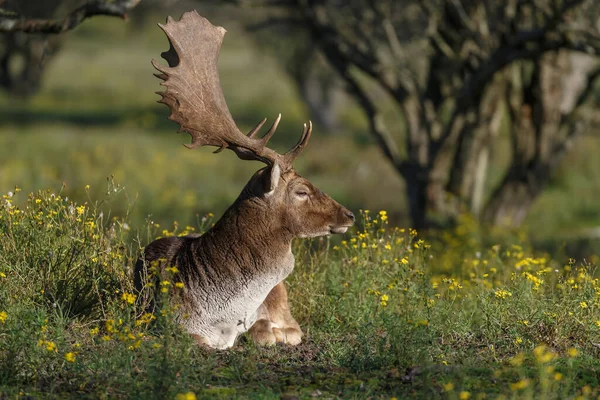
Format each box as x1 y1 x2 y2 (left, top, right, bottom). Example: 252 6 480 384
239 0 600 228
0 0 140 97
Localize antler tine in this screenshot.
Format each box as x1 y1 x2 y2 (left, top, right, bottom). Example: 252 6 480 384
259 113 281 145
153 11 311 171
283 121 313 167
247 118 267 138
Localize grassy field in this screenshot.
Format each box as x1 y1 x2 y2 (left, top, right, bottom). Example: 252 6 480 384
0 10 404 231
1 6 600 399
1 188 600 399
1 9 600 241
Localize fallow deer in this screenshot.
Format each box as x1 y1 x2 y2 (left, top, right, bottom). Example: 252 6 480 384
135 10 355 349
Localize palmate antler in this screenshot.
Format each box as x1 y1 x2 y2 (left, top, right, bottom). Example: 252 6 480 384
152 11 312 171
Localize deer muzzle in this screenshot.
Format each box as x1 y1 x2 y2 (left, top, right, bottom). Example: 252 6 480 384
330 207 355 234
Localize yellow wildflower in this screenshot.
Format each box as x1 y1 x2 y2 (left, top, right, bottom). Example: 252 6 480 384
459 392 471 400
175 392 197 400
567 347 579 358
65 352 76 362
494 289 512 299
0 311 7 323
533 345 556 363
121 293 136 304
582 385 592 395
514 337 523 345
380 294 389 307
379 210 388 222
45 341 57 352
553 372 563 381
510 353 524 367
509 379 530 391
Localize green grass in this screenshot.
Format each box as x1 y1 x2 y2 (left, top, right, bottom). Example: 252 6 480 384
1 7 600 244
1 12 600 398
1 189 599 399
0 10 403 230
2 12 600 247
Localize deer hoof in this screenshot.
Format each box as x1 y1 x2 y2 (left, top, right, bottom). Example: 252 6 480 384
249 319 277 346
273 327 303 346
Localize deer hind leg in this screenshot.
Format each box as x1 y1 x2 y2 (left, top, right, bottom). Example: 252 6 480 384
248 307 277 346
249 281 303 346
190 334 211 347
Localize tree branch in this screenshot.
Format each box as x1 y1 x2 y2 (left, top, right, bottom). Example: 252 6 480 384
0 0 141 34
573 66 600 109
335 65 403 171
297 0 410 103
247 17 303 31
454 26 599 118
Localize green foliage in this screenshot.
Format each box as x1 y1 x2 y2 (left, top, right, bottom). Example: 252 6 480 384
0 182 133 319
1 9 599 399
1 12 599 245
2 189 600 398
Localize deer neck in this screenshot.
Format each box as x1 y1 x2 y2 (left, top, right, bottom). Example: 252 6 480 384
200 198 294 274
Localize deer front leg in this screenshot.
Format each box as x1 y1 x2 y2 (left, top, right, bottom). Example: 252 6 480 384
249 281 304 346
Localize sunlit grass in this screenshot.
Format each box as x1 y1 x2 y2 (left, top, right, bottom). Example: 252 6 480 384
1 7 600 398
1 187 599 398
1 5 600 246
0 123 402 231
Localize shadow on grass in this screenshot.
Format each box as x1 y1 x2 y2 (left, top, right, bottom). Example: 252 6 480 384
0 104 351 148
0 106 171 131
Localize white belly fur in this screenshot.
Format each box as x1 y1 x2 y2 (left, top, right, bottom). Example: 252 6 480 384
179 254 295 349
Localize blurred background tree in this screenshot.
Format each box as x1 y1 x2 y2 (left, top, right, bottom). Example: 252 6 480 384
232 0 600 229
1 0 600 255
0 0 140 97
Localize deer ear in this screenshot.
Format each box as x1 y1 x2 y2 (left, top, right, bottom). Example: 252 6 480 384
265 162 281 194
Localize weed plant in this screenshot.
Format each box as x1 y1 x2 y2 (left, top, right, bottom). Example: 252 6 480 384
1 186 599 399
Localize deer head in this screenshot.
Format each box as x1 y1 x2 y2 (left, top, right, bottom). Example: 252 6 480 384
152 11 354 240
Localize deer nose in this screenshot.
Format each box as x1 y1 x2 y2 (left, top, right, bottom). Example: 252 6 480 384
345 210 355 222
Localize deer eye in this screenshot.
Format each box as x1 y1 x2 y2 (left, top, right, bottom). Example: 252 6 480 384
295 190 309 198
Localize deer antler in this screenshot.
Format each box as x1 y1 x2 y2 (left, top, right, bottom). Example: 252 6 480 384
152 11 311 170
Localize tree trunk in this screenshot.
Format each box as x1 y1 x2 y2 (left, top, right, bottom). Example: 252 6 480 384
483 169 539 226
482 52 597 226
447 76 505 216
298 69 343 134
404 169 428 230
